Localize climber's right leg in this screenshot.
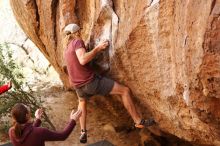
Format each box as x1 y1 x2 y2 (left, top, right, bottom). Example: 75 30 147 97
110 82 156 128
110 82 142 124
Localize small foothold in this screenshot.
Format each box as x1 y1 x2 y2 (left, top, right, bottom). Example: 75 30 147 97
203 88 209 96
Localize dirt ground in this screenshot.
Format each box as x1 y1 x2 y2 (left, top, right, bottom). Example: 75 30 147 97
0 84 196 146
39 85 142 146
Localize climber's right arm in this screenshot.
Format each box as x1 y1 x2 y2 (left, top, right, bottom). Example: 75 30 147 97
76 41 109 65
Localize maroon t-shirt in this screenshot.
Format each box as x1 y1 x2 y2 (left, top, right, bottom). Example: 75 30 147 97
64 39 94 88
9 119 76 146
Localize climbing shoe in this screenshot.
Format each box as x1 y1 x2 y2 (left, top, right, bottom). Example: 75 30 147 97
135 118 156 128
80 130 87 143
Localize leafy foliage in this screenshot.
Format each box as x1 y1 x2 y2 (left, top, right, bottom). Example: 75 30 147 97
0 43 55 130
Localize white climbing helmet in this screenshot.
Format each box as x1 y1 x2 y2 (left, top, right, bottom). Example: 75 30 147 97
64 23 80 34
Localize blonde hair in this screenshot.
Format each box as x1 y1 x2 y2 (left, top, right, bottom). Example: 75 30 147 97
64 32 80 46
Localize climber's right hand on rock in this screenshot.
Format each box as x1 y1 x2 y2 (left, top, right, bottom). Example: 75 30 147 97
96 40 109 52
70 109 82 121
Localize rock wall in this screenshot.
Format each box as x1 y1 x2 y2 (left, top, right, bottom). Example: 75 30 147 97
10 0 220 145
0 0 61 88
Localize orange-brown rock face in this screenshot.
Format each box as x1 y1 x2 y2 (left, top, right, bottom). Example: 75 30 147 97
10 0 220 145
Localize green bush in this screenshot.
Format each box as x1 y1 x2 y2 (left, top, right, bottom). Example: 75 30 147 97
0 43 55 131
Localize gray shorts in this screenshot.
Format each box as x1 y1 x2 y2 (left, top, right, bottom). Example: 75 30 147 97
75 75 114 100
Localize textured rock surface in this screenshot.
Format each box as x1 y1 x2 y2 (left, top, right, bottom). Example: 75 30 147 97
10 0 220 145
0 0 61 87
